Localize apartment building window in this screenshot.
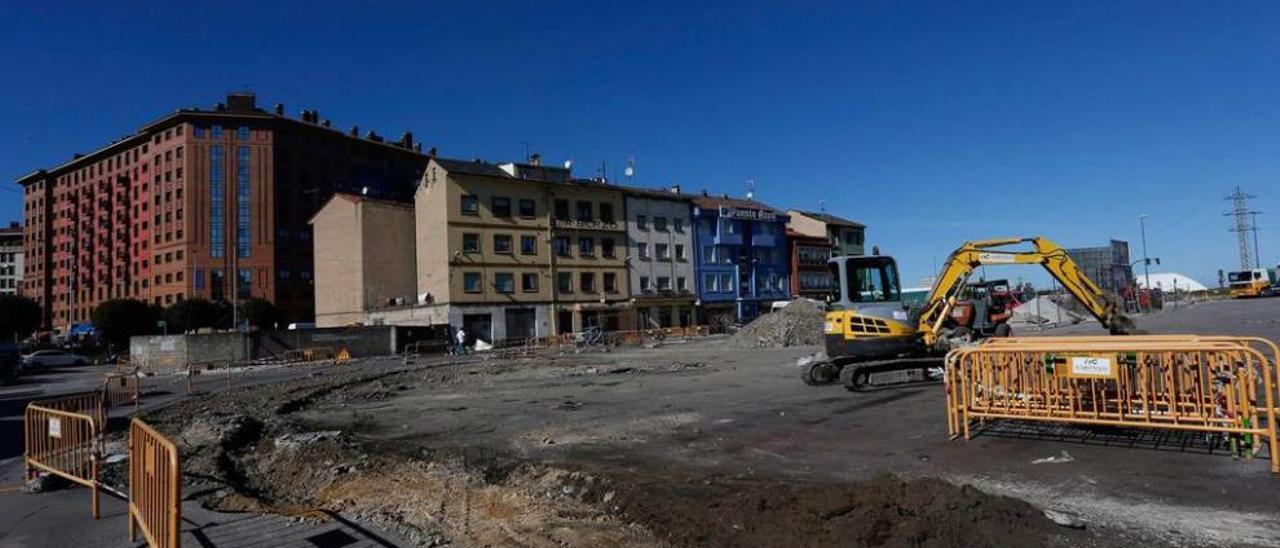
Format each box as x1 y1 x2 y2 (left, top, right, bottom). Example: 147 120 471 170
580 272 595 292
238 269 251 299
463 272 482 293
491 196 512 217
193 126 205 139
677 277 687 292
194 270 205 289
656 243 670 261
494 273 515 294
176 146 183 159
237 126 250 140
578 237 594 256
601 238 615 258
553 236 571 257
522 273 538 292
638 243 649 259
236 146 250 257
462 233 481 254
721 219 737 234
719 274 733 293
494 234 512 254
209 145 225 258
657 276 671 291
554 200 570 220
575 201 593 222
673 218 684 232
640 276 652 292
520 235 537 255
212 125 223 139
600 203 615 224
604 272 617 293
460 195 479 216
675 244 686 261
518 198 536 218
557 272 572 293
654 216 668 231
636 215 647 230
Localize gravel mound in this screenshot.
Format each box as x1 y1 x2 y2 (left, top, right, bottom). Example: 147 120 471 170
731 299 826 348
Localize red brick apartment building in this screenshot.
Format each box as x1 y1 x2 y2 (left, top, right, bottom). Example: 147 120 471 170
17 93 430 332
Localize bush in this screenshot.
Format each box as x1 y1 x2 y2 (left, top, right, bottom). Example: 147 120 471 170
0 295 41 341
91 299 162 351
164 299 225 333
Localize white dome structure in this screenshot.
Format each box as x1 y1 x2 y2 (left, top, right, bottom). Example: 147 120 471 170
1135 272 1209 293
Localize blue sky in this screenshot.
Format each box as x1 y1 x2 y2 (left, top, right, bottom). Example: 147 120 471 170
2 1 1278 287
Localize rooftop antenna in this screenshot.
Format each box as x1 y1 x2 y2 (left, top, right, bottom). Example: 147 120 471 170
819 199 827 212
745 179 756 200
625 157 635 181
564 159 573 170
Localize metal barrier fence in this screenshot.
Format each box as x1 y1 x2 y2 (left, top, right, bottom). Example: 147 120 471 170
129 418 181 548
25 404 100 518
945 336 1280 472
32 391 106 435
282 346 338 363
104 370 140 415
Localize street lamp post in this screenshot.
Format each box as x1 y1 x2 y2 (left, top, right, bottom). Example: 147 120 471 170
1139 215 1151 313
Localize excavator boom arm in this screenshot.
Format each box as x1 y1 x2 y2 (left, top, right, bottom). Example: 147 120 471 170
916 236 1131 344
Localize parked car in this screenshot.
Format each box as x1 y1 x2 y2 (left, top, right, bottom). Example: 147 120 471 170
21 349 88 369
0 343 20 384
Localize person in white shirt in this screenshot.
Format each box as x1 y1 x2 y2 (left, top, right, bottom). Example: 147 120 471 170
455 327 468 355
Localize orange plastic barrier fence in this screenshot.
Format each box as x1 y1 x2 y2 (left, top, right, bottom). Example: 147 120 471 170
25 404 100 518
945 336 1280 472
129 418 181 548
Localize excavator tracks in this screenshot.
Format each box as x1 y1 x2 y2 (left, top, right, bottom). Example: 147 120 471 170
802 357 944 391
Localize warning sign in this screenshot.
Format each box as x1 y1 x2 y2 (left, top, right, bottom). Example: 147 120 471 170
48 417 62 439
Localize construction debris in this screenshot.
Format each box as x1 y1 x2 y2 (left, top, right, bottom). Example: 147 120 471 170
731 299 826 348
1011 296 1084 327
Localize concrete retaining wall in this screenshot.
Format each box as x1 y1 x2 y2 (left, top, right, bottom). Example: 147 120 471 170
130 325 446 367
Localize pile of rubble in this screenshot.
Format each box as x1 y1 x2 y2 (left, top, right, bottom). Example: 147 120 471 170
731 299 826 348
1011 295 1085 327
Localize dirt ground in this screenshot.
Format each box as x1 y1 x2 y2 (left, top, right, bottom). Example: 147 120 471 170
114 298 1280 548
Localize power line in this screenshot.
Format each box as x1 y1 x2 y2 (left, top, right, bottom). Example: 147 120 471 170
1224 186 1261 270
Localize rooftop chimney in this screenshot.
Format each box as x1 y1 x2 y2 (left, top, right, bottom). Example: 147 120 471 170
427 146 438 157
274 103 285 115
400 132 414 149
322 119 331 128
350 126 359 137
226 93 256 112
9 222 18 229
669 185 681 194
529 153 541 166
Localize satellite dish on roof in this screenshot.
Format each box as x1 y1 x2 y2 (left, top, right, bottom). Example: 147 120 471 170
564 159 573 169
361 186 369 195
624 165 634 178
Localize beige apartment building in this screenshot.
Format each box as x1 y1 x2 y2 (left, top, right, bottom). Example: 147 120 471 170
310 194 417 327
382 156 631 343
787 210 866 256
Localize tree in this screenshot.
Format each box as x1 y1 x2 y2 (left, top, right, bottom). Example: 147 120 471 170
0 295 42 341
91 299 161 351
238 298 284 331
165 299 224 333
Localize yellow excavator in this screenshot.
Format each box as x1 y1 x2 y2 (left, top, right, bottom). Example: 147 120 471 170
801 236 1137 390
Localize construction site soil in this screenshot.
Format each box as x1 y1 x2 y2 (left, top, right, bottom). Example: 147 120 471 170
100 301 1280 547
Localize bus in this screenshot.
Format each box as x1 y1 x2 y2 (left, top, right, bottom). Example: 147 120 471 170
1227 268 1276 298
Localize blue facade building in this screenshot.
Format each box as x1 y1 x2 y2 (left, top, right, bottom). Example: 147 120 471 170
691 195 791 324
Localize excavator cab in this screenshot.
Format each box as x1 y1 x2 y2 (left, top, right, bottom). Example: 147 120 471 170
822 256 922 364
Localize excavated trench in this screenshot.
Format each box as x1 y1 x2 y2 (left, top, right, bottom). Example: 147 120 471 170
101 361 1111 547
